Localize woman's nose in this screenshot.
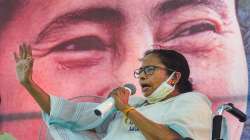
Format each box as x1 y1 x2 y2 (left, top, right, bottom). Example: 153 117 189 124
139 72 147 80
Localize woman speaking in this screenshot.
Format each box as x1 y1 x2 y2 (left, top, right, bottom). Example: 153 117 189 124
14 44 212 140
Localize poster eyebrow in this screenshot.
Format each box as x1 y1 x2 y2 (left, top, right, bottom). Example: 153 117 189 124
35 7 125 44
153 0 227 17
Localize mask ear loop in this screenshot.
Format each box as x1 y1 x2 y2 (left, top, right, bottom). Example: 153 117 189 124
166 71 176 86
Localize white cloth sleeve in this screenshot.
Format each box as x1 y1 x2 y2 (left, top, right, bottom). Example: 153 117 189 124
42 95 115 132
163 93 212 140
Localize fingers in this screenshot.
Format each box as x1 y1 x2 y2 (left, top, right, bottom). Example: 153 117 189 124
111 87 129 98
111 87 130 107
13 52 19 62
19 44 23 59
14 43 26 62
24 44 27 59
20 43 26 59
17 42 33 60
22 43 28 59
25 45 32 60
28 44 32 57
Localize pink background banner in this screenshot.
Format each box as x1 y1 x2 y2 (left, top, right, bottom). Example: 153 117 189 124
0 0 249 139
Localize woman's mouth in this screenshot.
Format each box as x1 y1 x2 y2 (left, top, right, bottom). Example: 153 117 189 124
141 84 151 93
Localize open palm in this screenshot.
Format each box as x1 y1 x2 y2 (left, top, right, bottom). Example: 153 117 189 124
14 43 34 84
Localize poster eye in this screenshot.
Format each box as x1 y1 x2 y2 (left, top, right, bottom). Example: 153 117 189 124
176 23 216 37
163 20 217 42
51 36 107 53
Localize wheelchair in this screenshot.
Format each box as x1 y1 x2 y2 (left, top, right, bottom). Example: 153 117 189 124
182 103 247 140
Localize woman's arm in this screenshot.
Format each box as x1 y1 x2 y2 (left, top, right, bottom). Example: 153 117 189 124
111 87 181 140
22 79 51 114
14 43 50 113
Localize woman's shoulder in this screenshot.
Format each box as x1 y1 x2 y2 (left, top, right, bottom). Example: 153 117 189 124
175 91 212 106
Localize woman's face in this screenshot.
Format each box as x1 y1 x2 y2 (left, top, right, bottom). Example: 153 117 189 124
138 54 170 97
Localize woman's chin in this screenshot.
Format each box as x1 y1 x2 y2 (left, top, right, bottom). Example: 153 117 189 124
143 91 152 97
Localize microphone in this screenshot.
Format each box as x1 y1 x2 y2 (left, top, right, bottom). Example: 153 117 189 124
94 83 136 117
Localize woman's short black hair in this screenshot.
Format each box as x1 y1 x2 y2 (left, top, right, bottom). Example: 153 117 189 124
144 49 193 93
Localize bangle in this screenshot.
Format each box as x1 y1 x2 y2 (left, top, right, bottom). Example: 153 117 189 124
122 106 135 117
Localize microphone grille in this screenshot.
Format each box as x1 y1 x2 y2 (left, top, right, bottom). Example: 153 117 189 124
123 83 136 95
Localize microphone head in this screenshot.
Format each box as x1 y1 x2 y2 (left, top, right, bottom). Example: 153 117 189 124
123 83 136 95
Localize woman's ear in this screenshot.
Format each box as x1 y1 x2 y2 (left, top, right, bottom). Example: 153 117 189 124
168 71 181 85
174 72 181 84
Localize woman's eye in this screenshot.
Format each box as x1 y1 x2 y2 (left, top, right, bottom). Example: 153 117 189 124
51 35 107 53
169 22 216 40
145 67 155 73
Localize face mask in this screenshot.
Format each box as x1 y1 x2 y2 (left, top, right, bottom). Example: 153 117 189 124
146 71 176 104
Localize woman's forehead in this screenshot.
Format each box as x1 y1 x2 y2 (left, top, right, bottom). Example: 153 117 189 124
141 54 163 65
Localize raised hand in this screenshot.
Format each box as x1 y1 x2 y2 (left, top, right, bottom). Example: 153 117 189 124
13 43 51 113
14 43 34 85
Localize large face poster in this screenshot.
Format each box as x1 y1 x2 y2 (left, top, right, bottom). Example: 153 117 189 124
0 0 249 140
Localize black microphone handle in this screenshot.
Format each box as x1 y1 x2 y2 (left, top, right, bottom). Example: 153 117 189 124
227 103 247 122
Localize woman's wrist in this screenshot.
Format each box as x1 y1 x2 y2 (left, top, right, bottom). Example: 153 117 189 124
121 105 135 117
21 78 33 87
